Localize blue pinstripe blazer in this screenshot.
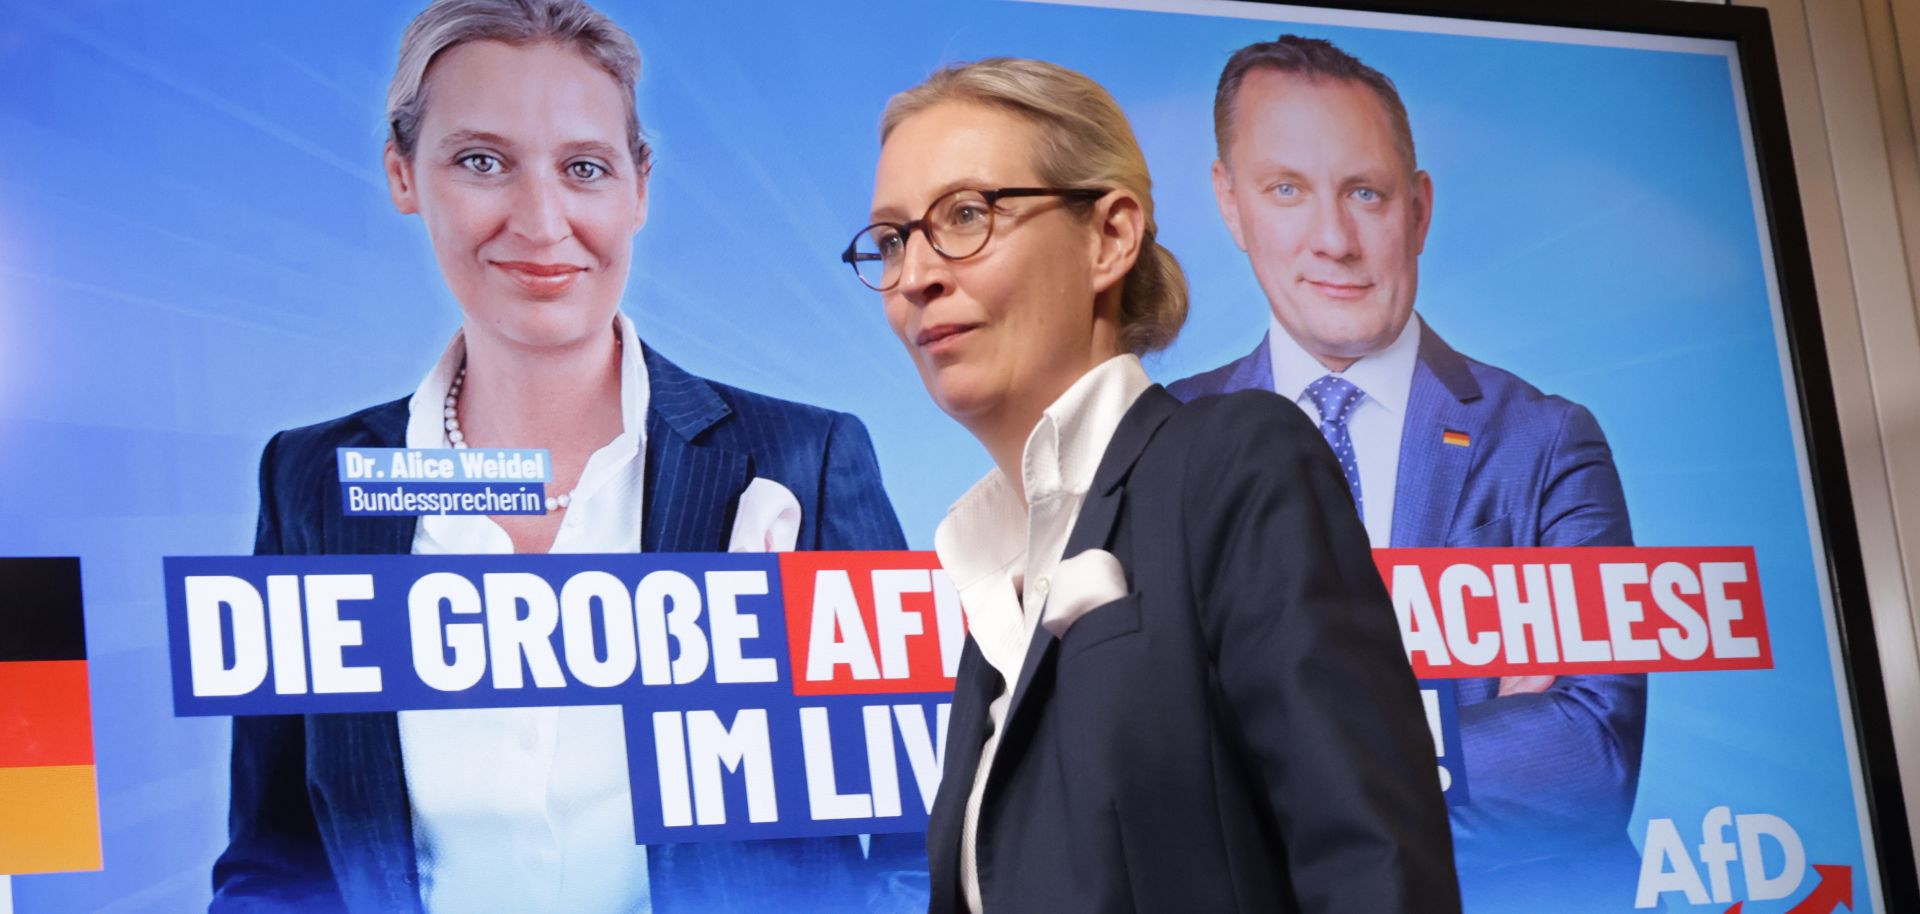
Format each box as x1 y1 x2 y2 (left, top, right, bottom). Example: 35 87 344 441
210 346 916 914
1169 323 1647 908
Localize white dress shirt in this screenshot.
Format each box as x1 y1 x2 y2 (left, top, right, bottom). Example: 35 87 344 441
1267 312 1422 547
399 312 653 914
932 355 1153 914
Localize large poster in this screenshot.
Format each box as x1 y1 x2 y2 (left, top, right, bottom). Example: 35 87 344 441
0 0 1897 911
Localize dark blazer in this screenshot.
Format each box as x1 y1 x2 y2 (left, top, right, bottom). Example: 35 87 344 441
211 346 918 914
926 386 1459 914
1169 325 1645 905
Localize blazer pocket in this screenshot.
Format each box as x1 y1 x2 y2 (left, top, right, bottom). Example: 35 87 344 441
1449 513 1514 547
1058 592 1143 658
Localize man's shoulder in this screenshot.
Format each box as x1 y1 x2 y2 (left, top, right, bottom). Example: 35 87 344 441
1418 335 1617 481
1166 360 1244 402
1436 343 1595 426
1166 343 1265 402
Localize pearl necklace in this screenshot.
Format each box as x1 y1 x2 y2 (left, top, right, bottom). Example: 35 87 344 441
445 331 621 514
445 364 575 512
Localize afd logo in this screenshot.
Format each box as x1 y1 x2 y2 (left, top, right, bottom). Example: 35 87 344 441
1637 807 1854 912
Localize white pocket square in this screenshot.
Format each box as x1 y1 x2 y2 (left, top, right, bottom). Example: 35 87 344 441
1041 548 1129 638
727 477 802 553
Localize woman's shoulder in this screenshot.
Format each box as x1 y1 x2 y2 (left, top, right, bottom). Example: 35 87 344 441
1134 386 1339 505
1138 387 1349 533
703 378 841 430
1156 387 1323 461
262 396 411 473
645 347 858 449
272 396 412 450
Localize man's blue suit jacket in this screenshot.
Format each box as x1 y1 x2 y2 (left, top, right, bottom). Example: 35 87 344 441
1169 323 1647 905
210 346 920 914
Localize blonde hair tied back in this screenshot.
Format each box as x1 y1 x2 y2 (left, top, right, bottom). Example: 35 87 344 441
881 58 1189 355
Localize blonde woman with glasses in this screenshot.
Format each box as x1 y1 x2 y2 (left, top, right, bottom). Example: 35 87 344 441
846 58 1459 913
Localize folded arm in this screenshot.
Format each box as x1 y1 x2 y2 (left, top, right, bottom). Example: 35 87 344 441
1450 403 1646 867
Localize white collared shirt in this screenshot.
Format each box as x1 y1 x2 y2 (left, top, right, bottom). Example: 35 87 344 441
933 354 1153 914
398 312 653 914
1267 312 1422 547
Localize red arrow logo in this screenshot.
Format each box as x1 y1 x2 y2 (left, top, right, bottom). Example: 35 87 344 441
1786 865 1853 914
1721 865 1853 914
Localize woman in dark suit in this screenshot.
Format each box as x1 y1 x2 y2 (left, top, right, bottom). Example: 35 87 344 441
843 58 1460 913
212 1 919 912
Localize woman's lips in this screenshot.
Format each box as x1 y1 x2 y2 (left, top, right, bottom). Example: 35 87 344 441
494 261 586 297
916 322 979 356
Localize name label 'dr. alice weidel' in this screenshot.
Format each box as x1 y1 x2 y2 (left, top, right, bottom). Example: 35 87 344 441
336 447 552 516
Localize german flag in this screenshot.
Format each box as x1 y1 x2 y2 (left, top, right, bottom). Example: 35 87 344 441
0 558 102 875
1442 429 1471 448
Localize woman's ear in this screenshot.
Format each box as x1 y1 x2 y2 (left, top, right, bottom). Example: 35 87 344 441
632 165 651 234
384 141 419 215
1089 190 1146 298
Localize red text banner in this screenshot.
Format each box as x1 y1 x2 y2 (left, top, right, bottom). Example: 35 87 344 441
1378 547 1769 678
779 551 961 696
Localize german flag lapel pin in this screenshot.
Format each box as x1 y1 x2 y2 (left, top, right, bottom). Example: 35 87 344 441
1442 429 1471 448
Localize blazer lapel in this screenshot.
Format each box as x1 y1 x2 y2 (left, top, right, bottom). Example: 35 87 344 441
325 399 418 556
640 347 751 553
927 639 998 908
1390 326 1485 548
991 386 1177 769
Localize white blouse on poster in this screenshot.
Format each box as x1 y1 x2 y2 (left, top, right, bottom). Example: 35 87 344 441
397 313 655 914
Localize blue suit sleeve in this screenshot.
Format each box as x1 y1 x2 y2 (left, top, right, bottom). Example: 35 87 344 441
210 433 347 913
1449 404 1646 869
1187 394 1460 913
813 411 908 551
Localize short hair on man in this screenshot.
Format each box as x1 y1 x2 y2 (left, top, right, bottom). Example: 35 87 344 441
1213 34 1417 176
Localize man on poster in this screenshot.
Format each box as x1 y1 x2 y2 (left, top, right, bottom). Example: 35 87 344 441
1169 34 1646 907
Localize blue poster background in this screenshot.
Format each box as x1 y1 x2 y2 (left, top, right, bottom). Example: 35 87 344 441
0 0 1879 910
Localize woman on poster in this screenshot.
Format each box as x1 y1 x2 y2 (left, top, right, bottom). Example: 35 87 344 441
212 1 919 911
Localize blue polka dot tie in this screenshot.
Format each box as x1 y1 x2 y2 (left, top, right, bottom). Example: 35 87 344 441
1306 374 1366 522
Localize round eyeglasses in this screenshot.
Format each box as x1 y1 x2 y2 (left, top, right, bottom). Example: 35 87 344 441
841 186 1107 291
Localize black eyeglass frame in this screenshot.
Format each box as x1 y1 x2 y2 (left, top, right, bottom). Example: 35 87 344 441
841 186 1109 291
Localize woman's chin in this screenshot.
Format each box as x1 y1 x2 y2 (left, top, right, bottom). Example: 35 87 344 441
469 309 618 353
927 382 1003 428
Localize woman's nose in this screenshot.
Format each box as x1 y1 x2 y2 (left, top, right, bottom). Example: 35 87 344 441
509 174 571 247
895 231 950 304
